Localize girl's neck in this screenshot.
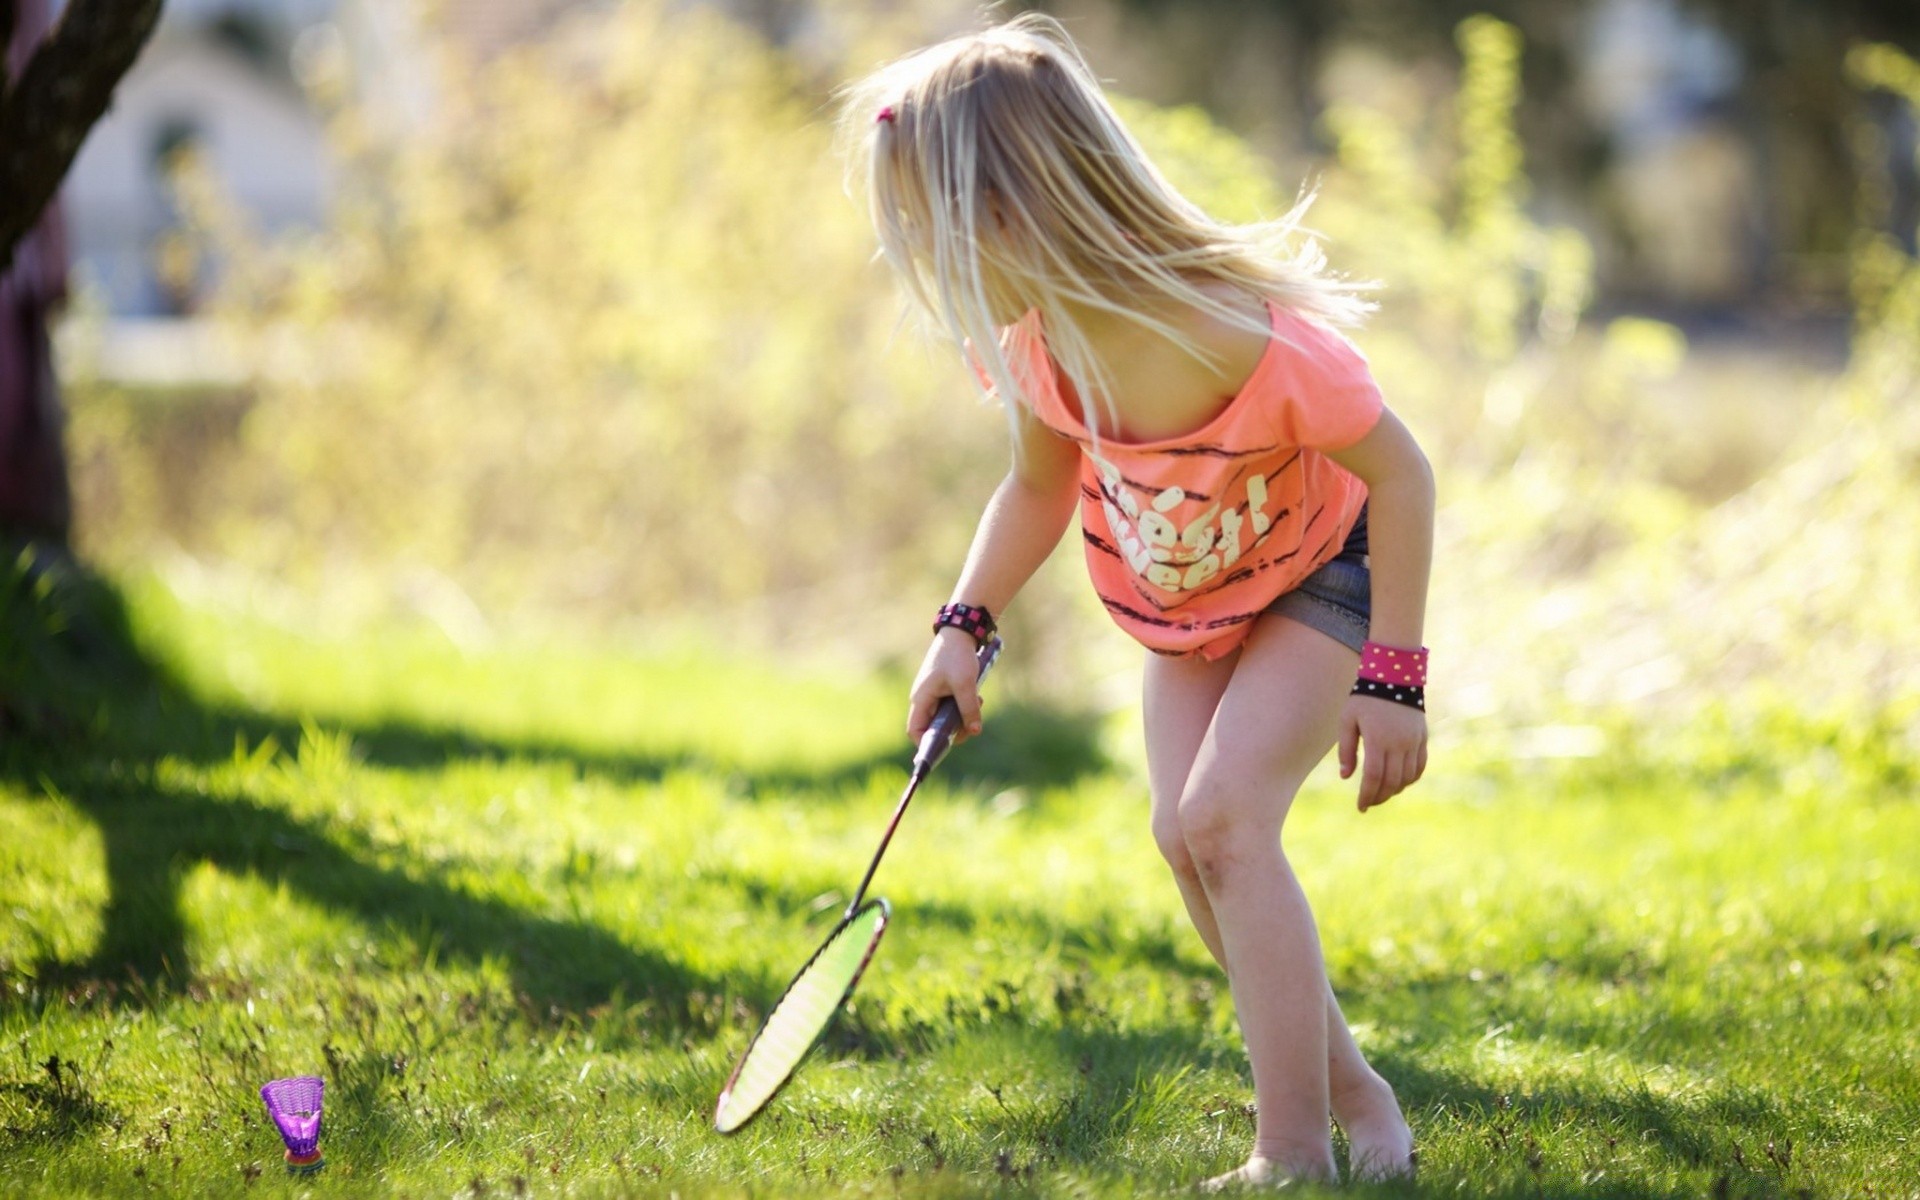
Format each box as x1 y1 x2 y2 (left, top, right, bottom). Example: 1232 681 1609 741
1054 277 1260 350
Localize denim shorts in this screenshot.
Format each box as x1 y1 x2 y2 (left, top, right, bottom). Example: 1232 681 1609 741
1263 503 1370 653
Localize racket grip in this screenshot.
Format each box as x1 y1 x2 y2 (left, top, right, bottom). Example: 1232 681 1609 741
913 636 1002 778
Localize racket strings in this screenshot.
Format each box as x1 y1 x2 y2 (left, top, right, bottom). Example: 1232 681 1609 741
714 900 889 1132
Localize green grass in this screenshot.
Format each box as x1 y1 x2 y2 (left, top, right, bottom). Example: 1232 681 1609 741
3 569 1917 1198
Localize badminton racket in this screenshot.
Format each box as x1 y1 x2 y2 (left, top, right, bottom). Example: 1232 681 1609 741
713 634 1002 1133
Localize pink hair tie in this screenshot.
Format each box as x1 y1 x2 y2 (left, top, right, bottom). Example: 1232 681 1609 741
876 105 897 124
1358 641 1428 688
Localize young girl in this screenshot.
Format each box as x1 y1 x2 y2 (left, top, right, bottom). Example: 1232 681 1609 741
839 14 1432 1188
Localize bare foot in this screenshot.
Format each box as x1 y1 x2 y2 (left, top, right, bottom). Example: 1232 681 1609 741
1199 1153 1334 1192
1331 1072 1416 1181
1198 1156 1290 1192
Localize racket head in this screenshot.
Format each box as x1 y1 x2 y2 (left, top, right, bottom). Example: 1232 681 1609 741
713 897 890 1134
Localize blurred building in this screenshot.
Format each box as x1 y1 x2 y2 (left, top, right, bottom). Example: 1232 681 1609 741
61 0 411 319
1576 0 1761 305
57 0 604 323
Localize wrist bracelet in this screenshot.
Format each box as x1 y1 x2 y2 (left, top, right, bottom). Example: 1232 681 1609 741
1358 640 1428 688
934 602 997 644
1351 678 1425 711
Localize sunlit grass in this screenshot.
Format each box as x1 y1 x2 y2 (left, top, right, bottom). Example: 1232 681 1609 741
2 577 1917 1198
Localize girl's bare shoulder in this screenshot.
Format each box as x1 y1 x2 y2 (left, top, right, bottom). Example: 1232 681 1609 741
1181 282 1273 379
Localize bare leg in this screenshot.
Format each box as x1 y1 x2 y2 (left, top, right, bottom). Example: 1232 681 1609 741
1325 989 1415 1180
1144 639 1413 1181
1142 648 1238 966
1146 659 1408 1112
1143 616 1410 1186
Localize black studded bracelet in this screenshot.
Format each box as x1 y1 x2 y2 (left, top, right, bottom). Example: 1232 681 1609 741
1350 678 1425 711
933 602 997 645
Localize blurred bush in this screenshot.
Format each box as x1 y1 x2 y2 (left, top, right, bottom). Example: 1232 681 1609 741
137 5 1004 638
60 7 1920 754
1325 25 1917 759
1567 42 1920 731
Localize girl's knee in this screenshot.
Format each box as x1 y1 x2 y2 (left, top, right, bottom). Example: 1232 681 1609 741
1177 778 1294 885
1152 810 1200 882
1178 799 1241 885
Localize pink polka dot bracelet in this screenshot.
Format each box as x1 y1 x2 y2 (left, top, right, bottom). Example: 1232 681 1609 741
1352 640 1428 711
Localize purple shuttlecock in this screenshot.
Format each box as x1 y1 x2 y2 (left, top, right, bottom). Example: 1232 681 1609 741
259 1076 325 1173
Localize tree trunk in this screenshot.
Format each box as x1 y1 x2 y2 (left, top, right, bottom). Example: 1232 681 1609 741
1 0 160 545
0 0 164 274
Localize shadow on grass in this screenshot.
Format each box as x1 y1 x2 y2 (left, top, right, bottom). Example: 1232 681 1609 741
1359 1048 1796 1199
166 692 1105 800
0 552 1105 1036
782 1005 1767 1199
15 764 727 1029
1324 973 1812 1197
924 1019 1786 1199
0 552 726 1033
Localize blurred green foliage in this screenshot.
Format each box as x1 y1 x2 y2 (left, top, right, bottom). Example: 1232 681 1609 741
59 9 1920 747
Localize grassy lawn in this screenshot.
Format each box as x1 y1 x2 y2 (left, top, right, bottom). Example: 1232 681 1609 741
3 572 1917 1198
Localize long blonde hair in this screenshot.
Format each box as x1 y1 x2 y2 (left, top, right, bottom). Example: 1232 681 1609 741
835 11 1371 440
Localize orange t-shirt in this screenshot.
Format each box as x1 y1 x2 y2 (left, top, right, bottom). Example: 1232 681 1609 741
980 297 1384 660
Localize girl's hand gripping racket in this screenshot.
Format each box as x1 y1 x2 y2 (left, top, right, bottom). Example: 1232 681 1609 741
713 635 1003 1134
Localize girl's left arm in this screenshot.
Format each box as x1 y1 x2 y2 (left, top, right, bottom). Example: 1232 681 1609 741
1326 407 1436 812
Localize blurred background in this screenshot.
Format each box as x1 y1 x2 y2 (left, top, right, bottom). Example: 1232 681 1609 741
14 0 1920 763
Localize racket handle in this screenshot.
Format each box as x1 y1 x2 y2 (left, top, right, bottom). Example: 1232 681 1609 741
912 635 1003 778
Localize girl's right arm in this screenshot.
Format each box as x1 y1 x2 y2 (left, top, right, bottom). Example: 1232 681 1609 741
907 401 1082 742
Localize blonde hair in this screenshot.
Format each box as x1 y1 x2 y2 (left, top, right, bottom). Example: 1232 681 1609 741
835 11 1371 440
